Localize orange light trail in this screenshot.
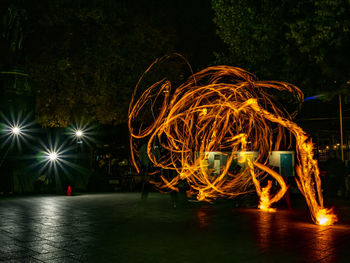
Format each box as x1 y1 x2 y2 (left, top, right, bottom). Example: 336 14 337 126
257 180 276 213
128 62 337 225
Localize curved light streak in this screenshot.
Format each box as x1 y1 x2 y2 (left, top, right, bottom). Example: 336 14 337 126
129 64 337 225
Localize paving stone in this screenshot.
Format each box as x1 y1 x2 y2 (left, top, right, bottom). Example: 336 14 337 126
0 250 39 260
0 258 43 263
0 193 349 263
31 251 76 261
0 245 31 253
43 257 82 263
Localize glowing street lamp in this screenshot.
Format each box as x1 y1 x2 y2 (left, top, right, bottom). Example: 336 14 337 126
75 130 83 138
36 138 67 171
11 126 21 135
36 144 70 195
66 123 95 147
48 151 58 162
1 116 34 167
1 112 35 148
74 129 84 145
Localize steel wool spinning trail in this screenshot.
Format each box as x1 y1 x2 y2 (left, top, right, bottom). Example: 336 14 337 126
128 60 337 226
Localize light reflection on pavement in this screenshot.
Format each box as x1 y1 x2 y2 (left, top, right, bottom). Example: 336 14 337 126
0 193 349 263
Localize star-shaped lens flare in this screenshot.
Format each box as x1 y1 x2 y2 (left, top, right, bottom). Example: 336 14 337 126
11 126 21 135
35 135 76 176
66 121 96 146
48 151 58 161
0 111 35 151
75 130 83 138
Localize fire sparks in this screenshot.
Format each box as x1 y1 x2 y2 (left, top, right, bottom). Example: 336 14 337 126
258 181 276 213
129 60 337 225
316 208 338 226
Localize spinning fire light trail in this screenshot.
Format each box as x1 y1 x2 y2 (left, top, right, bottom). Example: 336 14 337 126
128 62 337 226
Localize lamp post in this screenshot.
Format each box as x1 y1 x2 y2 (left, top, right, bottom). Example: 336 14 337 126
73 129 84 157
75 129 83 140
75 129 83 146
304 90 345 162
0 121 30 194
0 125 23 167
339 94 344 162
43 149 63 194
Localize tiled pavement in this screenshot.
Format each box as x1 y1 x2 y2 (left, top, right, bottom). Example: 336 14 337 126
0 193 350 263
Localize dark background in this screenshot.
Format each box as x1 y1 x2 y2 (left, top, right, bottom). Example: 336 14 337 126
0 0 349 194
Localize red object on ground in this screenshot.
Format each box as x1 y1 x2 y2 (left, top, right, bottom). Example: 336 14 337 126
67 185 72 196
320 171 327 176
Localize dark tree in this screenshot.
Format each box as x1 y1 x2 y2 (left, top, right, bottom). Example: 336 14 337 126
287 0 350 96
22 0 176 127
212 0 350 95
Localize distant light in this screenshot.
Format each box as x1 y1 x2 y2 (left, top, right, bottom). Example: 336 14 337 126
37 140 70 175
75 130 83 138
48 151 58 161
11 126 20 135
304 94 326 101
67 123 96 146
1 113 35 148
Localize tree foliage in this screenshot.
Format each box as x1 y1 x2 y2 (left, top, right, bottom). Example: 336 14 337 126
212 0 350 95
1 0 219 127
212 0 288 78
0 4 27 66
23 0 175 127
287 0 350 90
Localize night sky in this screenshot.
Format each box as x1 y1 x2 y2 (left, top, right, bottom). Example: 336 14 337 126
0 0 349 133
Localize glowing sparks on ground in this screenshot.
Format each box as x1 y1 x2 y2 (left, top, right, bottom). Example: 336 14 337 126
316 208 338 226
258 181 276 213
129 61 337 225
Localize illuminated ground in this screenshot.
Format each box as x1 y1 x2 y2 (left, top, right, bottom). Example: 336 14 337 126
0 193 349 263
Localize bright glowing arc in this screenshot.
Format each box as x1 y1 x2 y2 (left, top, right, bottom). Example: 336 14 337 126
129 63 338 225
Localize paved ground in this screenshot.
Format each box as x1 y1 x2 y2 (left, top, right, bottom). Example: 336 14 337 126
0 193 350 263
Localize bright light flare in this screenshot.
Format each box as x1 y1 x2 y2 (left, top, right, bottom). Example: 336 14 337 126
32 135 76 176
316 208 338 226
23 134 86 188
75 130 83 138
1 112 35 150
66 122 96 146
48 151 58 161
11 126 21 135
